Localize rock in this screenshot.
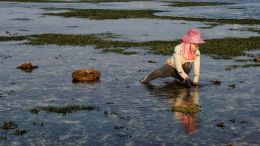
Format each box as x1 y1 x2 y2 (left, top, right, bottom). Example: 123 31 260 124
228 84 236 88
210 80 221 85
16 63 38 72
216 122 225 129
147 60 157 63
253 56 260 62
72 69 101 83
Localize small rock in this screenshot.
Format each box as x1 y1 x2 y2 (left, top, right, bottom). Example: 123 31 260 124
106 102 114 104
147 60 157 63
72 69 101 83
216 122 225 128
114 125 124 129
229 118 235 123
210 80 221 85
16 63 38 72
228 84 236 88
89 58 96 60
240 120 247 124
253 56 260 62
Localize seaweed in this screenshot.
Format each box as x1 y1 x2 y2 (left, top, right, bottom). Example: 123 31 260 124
43 8 260 25
172 104 201 113
167 2 233 7
1 33 260 59
0 36 26 42
1 121 17 130
101 48 137 55
31 104 99 115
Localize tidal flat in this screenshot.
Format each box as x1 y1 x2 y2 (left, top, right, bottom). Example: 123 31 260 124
0 1 260 145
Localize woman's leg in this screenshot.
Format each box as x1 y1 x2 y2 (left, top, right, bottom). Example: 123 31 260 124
141 64 174 83
172 62 193 81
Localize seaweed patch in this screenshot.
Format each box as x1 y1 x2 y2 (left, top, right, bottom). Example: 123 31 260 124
31 104 99 115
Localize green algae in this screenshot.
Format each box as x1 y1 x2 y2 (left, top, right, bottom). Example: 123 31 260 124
199 22 220 29
44 9 159 20
31 104 99 115
172 105 201 113
0 121 27 138
1 121 17 130
102 48 137 55
14 129 28 136
230 27 260 34
27 33 260 59
0 36 26 42
43 8 260 25
1 33 259 59
167 2 233 7
225 63 260 70
201 37 260 59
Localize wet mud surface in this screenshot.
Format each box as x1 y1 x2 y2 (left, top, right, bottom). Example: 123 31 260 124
0 0 260 145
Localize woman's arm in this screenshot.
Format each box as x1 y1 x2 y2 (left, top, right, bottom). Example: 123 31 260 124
193 51 200 84
174 48 189 80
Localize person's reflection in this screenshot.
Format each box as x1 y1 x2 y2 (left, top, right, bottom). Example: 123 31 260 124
143 81 201 135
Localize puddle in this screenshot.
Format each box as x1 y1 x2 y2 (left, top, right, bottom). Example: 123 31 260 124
0 0 260 145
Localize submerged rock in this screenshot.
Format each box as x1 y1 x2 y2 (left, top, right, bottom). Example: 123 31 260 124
210 80 221 85
147 60 157 63
1 121 17 130
216 122 225 129
228 84 236 88
14 129 27 136
16 63 38 73
253 56 260 62
72 69 101 83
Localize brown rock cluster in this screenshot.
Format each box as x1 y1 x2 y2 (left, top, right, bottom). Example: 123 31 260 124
72 69 101 83
16 63 38 72
253 56 260 62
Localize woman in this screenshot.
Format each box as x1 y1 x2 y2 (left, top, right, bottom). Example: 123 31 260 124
140 28 204 87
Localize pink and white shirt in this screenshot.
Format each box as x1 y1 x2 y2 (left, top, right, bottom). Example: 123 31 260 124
166 44 200 83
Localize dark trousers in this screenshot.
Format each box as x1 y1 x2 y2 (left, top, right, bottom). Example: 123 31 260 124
142 62 193 83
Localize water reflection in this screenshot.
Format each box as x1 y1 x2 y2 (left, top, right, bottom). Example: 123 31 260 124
143 81 201 135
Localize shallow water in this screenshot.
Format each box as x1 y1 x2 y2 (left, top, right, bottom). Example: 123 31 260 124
0 0 260 145
0 1 260 41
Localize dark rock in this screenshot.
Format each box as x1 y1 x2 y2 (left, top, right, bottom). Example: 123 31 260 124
14 129 27 136
228 84 236 88
229 118 235 123
216 122 225 128
16 63 38 73
210 80 221 85
72 69 101 83
114 125 124 129
147 60 157 63
253 56 260 62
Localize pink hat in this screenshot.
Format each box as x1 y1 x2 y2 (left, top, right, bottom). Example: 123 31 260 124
182 28 205 44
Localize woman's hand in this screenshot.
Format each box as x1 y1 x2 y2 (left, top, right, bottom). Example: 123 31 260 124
184 78 193 88
193 82 199 86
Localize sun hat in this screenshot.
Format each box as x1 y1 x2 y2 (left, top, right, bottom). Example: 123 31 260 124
182 28 205 44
